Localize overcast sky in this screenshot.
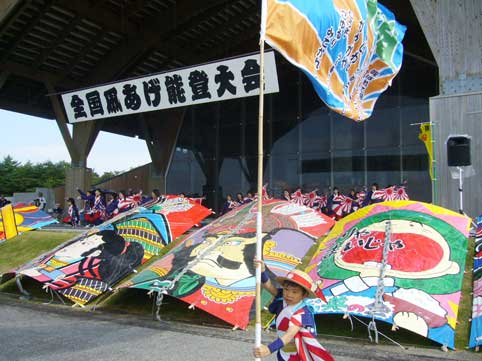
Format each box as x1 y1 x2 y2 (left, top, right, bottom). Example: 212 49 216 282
0 109 152 174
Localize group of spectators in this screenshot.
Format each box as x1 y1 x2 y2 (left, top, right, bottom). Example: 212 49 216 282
221 182 409 220
62 188 164 227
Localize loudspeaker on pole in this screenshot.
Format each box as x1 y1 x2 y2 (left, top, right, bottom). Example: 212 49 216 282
446 135 471 167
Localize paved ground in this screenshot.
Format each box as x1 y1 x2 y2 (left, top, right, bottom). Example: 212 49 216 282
0 296 479 361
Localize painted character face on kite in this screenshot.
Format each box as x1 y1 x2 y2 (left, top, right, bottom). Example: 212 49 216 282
54 234 105 262
334 219 459 279
189 233 258 286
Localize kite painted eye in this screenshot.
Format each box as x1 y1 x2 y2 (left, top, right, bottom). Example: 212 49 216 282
224 240 241 246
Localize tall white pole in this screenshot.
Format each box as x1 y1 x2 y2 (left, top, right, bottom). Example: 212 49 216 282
458 166 463 214
254 37 266 361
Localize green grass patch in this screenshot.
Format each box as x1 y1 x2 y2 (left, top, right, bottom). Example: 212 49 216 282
0 230 77 274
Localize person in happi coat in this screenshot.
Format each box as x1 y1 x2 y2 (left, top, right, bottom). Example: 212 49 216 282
105 192 119 219
326 187 342 219
84 189 106 225
221 194 237 215
62 198 79 227
244 192 254 203
235 192 245 206
362 183 382 207
253 261 334 361
347 188 360 214
77 188 94 209
282 189 291 202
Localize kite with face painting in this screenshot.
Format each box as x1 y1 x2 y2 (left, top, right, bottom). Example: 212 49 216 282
305 200 470 350
122 199 335 329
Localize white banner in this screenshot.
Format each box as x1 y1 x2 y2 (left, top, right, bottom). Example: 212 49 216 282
61 52 279 123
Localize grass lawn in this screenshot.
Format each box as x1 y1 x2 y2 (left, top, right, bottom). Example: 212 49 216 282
0 230 78 275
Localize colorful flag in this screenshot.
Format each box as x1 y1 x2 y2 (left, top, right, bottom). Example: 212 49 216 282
291 188 305 205
261 0 406 121
393 186 409 201
419 122 434 181
303 189 323 208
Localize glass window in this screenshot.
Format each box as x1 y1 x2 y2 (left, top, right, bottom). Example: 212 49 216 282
332 112 364 151
366 147 402 189
366 107 401 148
333 149 366 193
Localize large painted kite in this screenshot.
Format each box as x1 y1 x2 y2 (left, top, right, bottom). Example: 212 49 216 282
122 199 335 329
469 215 482 349
1 197 211 306
305 201 470 349
0 204 58 241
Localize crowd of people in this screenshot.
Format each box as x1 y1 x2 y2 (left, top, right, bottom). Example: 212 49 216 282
62 188 164 227
221 182 409 220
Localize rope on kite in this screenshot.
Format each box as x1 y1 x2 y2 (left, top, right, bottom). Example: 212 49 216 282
152 206 256 321
154 291 164 321
15 276 31 299
351 315 405 350
43 287 55 304
367 218 393 344
367 319 379 344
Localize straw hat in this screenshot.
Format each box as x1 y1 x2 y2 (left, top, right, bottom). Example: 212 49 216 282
276 269 318 298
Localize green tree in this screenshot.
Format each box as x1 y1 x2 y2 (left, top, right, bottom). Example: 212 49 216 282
0 156 69 195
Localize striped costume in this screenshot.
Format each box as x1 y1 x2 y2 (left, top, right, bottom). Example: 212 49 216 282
269 290 334 361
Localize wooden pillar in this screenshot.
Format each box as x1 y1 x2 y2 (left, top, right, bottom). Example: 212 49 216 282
410 0 482 216
140 109 185 194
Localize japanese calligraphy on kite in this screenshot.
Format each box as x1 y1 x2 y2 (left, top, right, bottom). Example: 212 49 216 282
305 201 470 349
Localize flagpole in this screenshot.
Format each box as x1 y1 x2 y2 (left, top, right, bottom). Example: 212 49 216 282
254 38 265 361
255 1 267 359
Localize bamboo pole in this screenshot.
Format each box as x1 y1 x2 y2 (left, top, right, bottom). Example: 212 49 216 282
254 40 266 361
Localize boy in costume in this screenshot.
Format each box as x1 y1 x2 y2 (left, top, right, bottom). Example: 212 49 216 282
254 260 334 361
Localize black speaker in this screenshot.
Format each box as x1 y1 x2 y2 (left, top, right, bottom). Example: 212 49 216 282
447 136 471 166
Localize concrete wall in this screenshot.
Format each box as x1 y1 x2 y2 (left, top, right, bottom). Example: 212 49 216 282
13 187 55 210
431 92 482 217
